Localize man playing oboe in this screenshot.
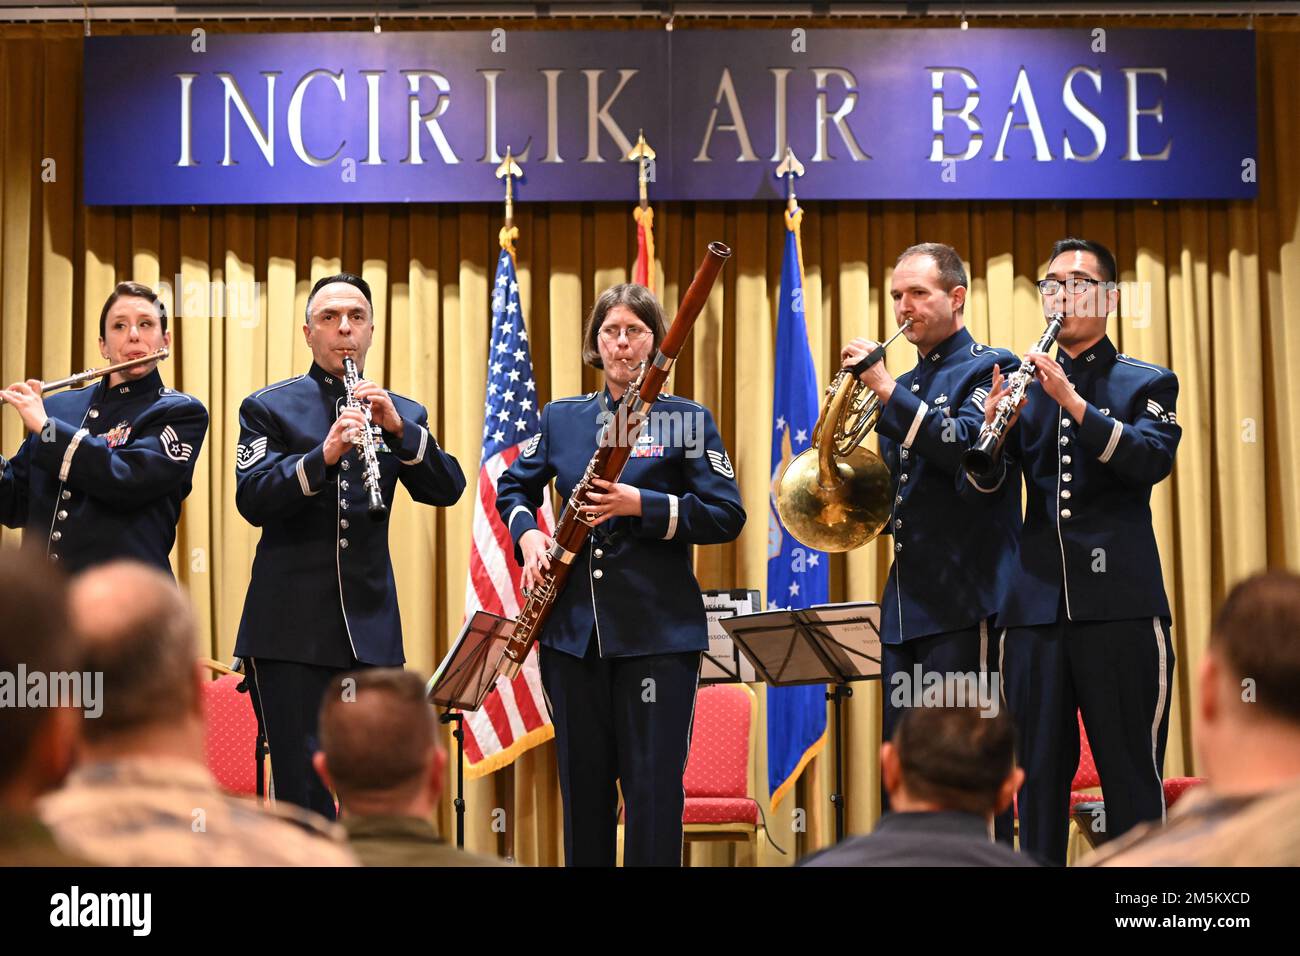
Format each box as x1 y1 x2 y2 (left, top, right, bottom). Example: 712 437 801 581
969 239 1181 865
233 273 465 819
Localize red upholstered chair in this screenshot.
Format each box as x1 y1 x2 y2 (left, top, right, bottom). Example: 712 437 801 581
1163 776 1205 809
680 683 763 865
1070 711 1102 807
199 659 263 799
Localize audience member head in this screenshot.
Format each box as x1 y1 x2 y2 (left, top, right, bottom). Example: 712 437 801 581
0 549 78 812
1198 571 1300 792
68 561 204 758
882 705 1022 819
314 669 447 819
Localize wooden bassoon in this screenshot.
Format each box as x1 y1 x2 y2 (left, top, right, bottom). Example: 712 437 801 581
495 242 732 680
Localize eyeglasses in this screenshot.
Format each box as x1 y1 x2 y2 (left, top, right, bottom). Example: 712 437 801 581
1037 277 1107 296
599 325 651 343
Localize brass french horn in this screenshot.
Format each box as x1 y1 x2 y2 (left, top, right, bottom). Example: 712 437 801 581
774 321 911 552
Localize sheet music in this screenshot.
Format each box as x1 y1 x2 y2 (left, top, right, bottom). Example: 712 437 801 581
701 589 760 683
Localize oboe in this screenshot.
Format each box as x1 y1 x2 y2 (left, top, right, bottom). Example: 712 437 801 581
341 356 389 520
963 313 1064 478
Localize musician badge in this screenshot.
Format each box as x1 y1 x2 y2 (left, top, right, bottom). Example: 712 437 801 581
103 421 133 448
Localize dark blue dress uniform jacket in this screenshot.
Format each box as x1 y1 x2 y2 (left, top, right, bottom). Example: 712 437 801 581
0 368 208 574
873 327 1022 644
971 336 1181 628
232 363 466 669
495 390 746 659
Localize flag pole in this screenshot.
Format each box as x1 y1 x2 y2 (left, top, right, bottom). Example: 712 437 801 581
627 129 657 294
496 146 523 260
775 146 807 287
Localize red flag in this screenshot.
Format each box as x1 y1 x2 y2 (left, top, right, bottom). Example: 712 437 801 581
634 205 655 293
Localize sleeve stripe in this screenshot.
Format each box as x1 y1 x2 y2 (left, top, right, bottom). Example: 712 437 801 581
1099 418 1124 464
59 428 89 483
663 494 679 540
507 505 532 531
399 425 429 466
902 400 928 449
296 457 319 496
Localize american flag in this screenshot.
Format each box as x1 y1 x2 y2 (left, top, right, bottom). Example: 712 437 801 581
461 247 555 775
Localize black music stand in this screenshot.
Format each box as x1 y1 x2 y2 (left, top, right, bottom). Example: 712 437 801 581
720 602 882 844
426 610 516 849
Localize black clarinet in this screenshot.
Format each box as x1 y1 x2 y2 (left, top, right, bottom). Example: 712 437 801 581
342 356 389 520
963 313 1064 479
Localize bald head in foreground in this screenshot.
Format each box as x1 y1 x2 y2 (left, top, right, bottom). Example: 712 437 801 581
39 561 356 866
315 668 508 866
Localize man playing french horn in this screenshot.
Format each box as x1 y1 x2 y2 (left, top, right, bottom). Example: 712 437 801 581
840 243 1021 829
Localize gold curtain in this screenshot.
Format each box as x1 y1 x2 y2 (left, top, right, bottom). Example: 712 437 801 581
1 16 1297 866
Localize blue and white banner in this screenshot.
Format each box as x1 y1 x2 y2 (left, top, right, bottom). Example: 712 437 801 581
83 28 1257 205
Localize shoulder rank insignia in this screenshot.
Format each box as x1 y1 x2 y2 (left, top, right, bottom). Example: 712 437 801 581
161 425 194 463
706 449 735 479
236 436 269 470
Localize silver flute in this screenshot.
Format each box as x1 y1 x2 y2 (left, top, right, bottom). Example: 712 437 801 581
963 313 1064 479
341 356 389 520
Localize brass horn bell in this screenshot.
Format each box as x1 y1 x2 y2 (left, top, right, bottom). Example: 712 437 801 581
775 369 894 553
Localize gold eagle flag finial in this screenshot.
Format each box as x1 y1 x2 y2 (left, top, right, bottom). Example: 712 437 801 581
496 147 524 255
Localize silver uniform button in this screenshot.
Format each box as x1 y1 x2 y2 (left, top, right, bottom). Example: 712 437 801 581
340 480 349 492
57 510 68 521
1063 473 1073 482
61 490 71 501
900 473 909 483
1061 418 1071 428
1061 490 1072 500
594 548 604 558
1060 436 1070 446
49 554 59 562
900 449 909 460
895 495 903 505
593 569 604 580
894 519 902 530
1061 509 1073 519
910 383 920 392
50 531 61 542
895 542 903 553
340 518 349 530
341 460 351 471
340 499 349 510
1062 455 1072 465
340 538 349 549
88 409 99 419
